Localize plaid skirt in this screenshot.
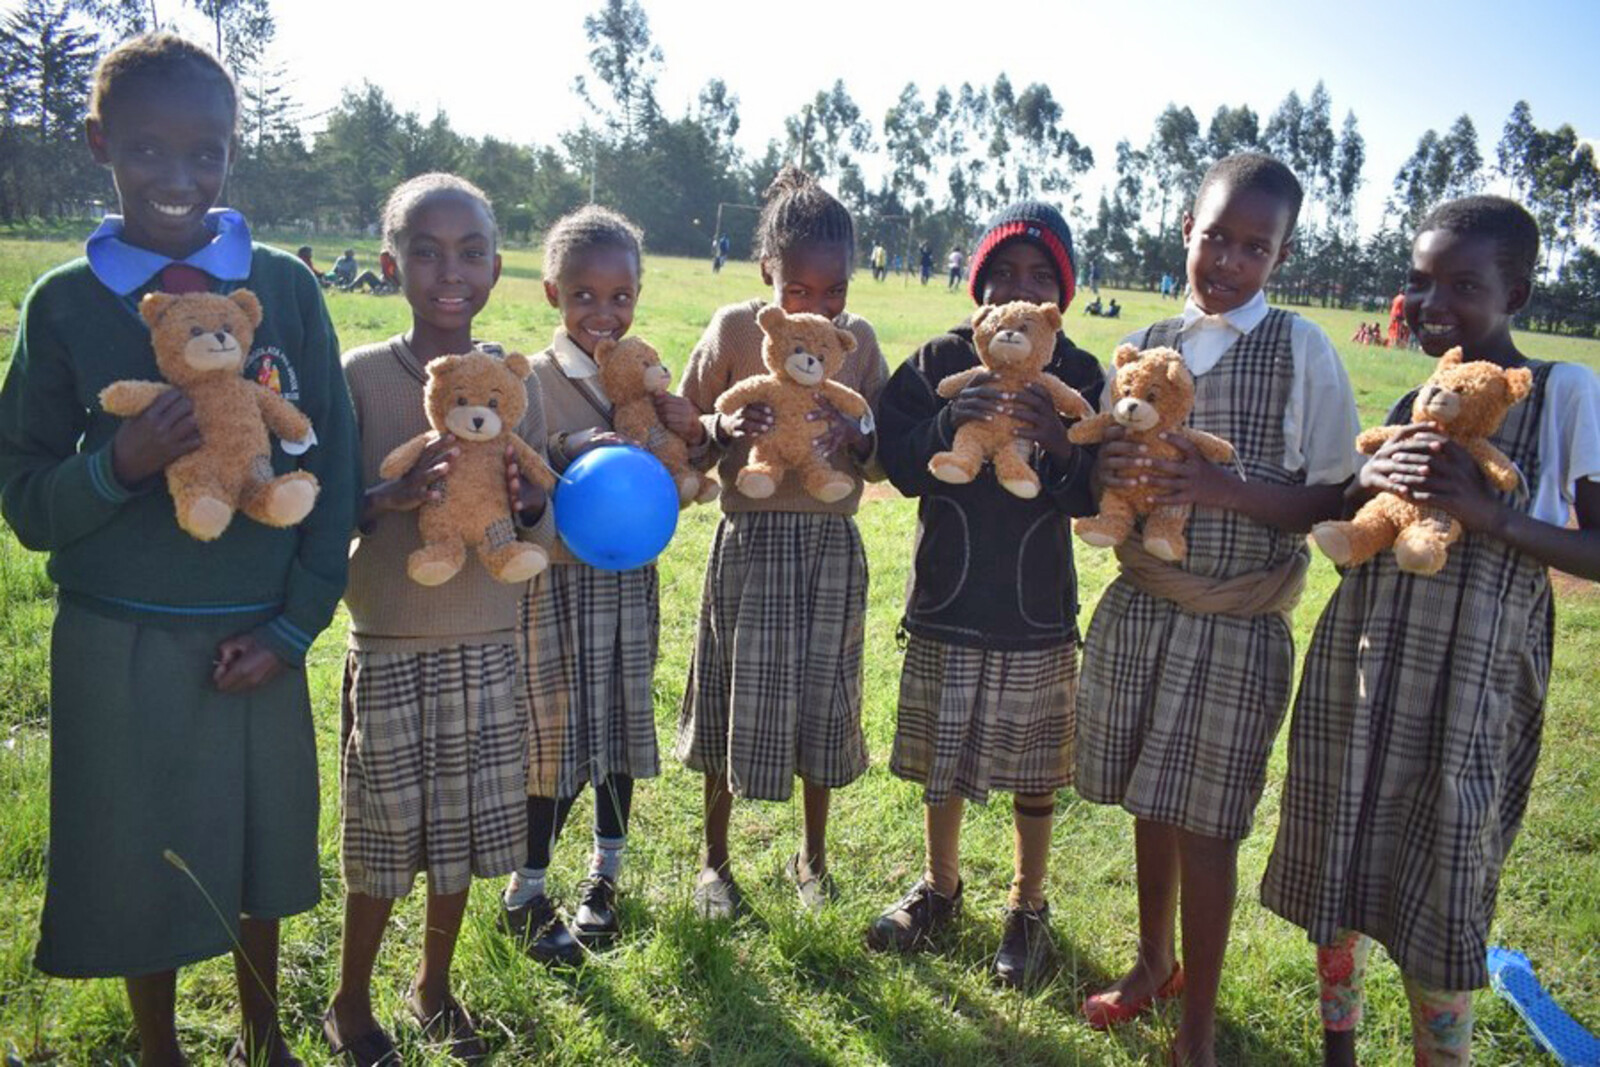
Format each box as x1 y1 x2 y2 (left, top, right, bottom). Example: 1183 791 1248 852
676 511 870 801
340 644 528 898
890 635 1078 805
521 564 661 799
1074 577 1296 840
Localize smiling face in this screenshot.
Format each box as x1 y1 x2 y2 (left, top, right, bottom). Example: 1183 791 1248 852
87 79 234 259
544 243 640 355
762 240 852 320
1182 183 1293 315
1404 229 1528 361
392 193 501 339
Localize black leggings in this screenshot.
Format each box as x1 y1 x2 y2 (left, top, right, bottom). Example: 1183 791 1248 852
525 775 635 869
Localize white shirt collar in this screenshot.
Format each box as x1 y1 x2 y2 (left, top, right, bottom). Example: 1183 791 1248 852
1179 290 1268 335
550 329 600 379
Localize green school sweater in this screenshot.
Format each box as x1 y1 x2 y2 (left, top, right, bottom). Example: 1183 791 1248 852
0 245 359 666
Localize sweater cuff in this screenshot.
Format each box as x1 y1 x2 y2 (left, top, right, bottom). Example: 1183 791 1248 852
251 614 316 668
86 443 139 504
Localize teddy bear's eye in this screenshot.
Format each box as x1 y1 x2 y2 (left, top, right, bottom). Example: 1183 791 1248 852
487 398 499 409
1145 391 1158 402
456 397 468 406
794 345 804 355
189 326 204 337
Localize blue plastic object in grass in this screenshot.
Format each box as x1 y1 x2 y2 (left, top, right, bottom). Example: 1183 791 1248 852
1487 947 1600 1066
553 445 679 571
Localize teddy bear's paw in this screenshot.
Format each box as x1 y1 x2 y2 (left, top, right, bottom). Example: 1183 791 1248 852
1310 522 1355 566
1143 535 1183 563
263 476 318 526
736 471 777 499
1073 517 1122 549
409 550 462 587
810 476 854 504
677 474 702 505
928 455 975 485
1393 536 1447 576
695 478 722 504
999 476 1041 499
496 545 549 584
181 496 234 541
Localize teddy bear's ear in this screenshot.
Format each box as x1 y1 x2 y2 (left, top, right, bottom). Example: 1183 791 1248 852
1038 303 1062 332
1113 343 1141 368
1505 365 1534 403
503 351 532 379
228 289 263 329
140 291 176 328
425 354 464 378
592 338 616 362
757 304 788 332
972 304 996 332
1166 357 1188 384
834 326 857 354
1438 346 1464 369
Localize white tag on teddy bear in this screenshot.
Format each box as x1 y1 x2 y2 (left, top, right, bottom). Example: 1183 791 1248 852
280 427 317 456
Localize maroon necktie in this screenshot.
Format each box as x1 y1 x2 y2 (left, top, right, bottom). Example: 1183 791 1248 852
158 263 212 294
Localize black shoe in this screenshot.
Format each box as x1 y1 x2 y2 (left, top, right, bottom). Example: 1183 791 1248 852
865 877 963 952
573 874 620 947
993 901 1056 989
499 893 584 966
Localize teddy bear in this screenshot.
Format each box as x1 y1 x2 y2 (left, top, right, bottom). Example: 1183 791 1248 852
713 304 870 503
379 349 558 586
1066 343 1235 563
99 289 319 541
1311 346 1531 576
928 300 1093 498
593 334 719 507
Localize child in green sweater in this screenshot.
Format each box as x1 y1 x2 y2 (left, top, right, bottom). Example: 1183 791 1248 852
0 33 356 1067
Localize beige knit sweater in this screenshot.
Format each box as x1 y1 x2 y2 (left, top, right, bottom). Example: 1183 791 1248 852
343 335 555 651
679 299 890 515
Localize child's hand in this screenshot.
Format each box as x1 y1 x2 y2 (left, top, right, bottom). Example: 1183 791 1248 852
807 394 870 459
946 373 1008 429
505 443 548 520
717 403 774 441
568 430 630 458
652 393 707 446
212 633 287 693
1094 425 1147 490
1138 432 1241 508
1007 383 1075 463
1356 423 1447 496
1391 438 1509 534
111 388 202 486
369 434 456 515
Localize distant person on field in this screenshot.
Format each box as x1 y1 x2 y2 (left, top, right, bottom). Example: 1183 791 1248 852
919 241 933 285
947 245 964 289
1262 195 1600 1067
1386 286 1408 348
712 231 728 273
871 241 887 281
1105 297 1120 319
0 33 357 1066
327 247 358 289
297 244 317 274
1084 296 1103 316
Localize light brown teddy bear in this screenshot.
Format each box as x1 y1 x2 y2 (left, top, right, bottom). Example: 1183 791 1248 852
379 349 558 586
928 300 1093 498
593 335 719 507
1067 343 1235 563
713 304 869 502
1312 347 1531 575
99 289 318 541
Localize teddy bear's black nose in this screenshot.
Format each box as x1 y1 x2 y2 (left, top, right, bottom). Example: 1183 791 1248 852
472 416 484 430
214 332 227 344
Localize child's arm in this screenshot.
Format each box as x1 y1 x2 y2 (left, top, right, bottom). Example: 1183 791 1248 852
877 338 1011 498
509 376 555 546
678 311 739 462
1012 346 1106 515
1136 433 1345 532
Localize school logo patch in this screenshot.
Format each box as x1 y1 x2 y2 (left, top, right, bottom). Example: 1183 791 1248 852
244 345 300 402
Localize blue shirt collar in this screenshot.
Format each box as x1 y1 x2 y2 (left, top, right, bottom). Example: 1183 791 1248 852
85 208 253 296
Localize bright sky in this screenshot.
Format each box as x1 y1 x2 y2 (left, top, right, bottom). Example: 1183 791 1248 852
42 0 1600 235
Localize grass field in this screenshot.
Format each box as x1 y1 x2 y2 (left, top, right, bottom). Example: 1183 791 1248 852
1 233 1597 1066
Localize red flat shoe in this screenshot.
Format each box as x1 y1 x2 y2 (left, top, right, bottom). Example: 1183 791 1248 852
1081 963 1185 1029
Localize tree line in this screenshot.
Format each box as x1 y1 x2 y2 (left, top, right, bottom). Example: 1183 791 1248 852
2 0 1597 335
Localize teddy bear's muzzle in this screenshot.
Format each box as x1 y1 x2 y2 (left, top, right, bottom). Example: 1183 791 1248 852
1419 385 1461 423
785 352 825 386
445 405 504 441
1113 397 1160 433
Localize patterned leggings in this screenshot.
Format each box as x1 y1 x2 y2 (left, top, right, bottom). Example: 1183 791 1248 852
1318 930 1473 1066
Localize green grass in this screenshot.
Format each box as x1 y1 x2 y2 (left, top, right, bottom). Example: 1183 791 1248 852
1 236 1598 1065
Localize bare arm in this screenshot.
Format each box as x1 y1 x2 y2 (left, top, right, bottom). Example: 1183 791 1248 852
1140 432 1345 532
98 380 172 417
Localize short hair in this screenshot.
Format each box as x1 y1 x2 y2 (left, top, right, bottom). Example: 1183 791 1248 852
1194 152 1304 238
754 164 854 264
380 173 497 257
88 33 237 129
540 204 644 283
1418 195 1541 285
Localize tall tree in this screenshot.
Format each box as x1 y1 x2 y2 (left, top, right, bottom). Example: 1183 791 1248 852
188 0 273 73
315 80 402 227
1145 104 1201 238
0 0 100 219
575 0 662 145
1327 110 1365 232
1263 90 1306 174
68 0 156 37
1203 104 1259 164
1299 81 1335 228
1496 100 1537 198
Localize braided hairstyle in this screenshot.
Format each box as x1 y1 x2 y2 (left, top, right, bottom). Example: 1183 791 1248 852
754 165 854 266
542 204 644 284
1418 195 1541 286
89 32 238 129
380 172 497 257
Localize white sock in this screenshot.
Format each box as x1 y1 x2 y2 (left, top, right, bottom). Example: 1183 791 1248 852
591 834 626 881
504 866 546 907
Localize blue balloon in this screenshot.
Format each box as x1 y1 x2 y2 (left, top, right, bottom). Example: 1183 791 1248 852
553 445 680 571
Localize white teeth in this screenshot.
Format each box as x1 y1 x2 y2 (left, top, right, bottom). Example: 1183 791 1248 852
151 202 193 217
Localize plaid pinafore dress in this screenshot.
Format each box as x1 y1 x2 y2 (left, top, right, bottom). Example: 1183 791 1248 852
1261 361 1555 991
1075 310 1308 840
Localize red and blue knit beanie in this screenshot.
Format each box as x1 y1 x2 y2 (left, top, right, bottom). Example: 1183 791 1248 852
967 200 1077 309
